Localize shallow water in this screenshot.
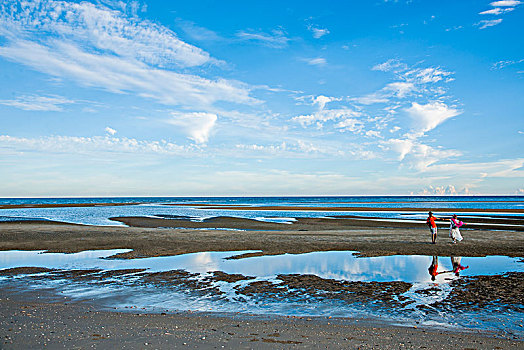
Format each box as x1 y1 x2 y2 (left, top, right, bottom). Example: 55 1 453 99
0 250 522 336
0 196 522 226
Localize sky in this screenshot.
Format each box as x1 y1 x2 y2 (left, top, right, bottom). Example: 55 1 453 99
0 0 523 197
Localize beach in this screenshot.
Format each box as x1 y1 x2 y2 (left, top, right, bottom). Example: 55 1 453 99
1 197 523 349
1 215 523 348
1 287 522 349
1 217 523 258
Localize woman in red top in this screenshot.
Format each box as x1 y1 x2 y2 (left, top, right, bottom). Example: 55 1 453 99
426 211 441 244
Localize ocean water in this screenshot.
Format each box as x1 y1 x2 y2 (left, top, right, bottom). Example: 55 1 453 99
0 196 522 226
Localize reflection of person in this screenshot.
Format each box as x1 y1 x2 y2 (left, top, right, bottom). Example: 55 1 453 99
426 211 441 244
449 214 465 244
428 256 439 281
451 257 469 276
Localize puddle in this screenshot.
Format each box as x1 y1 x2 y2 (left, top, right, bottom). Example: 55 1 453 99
0 250 522 337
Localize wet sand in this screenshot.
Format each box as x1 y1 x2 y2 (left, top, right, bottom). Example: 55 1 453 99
0 219 523 258
1 219 523 348
1 287 522 349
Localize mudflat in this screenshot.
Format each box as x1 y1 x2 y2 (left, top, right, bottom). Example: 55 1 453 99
0 219 522 258
1 219 523 349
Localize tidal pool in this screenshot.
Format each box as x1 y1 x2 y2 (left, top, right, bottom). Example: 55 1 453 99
0 250 522 337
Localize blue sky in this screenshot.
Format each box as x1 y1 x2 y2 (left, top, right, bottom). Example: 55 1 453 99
0 0 523 196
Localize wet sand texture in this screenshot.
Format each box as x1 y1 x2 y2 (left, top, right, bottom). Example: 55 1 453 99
1 220 523 258
0 288 522 349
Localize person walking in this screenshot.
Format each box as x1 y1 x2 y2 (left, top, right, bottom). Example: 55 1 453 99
449 214 465 244
426 211 441 244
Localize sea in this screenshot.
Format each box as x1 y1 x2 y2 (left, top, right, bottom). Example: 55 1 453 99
0 196 522 226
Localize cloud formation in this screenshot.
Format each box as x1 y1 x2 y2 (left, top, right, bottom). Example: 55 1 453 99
304 57 327 66
476 18 504 29
417 185 470 195
167 112 218 144
105 127 117 135
236 28 290 48
308 25 330 39
0 134 193 155
476 0 521 28
0 0 257 110
406 101 461 134
0 94 74 111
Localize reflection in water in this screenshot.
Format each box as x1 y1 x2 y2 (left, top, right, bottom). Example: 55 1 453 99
428 256 439 281
0 250 522 336
427 256 471 280
451 256 469 276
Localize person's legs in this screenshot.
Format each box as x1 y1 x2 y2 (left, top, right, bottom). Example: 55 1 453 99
431 227 437 244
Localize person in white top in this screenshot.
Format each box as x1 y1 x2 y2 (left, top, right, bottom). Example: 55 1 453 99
449 214 465 244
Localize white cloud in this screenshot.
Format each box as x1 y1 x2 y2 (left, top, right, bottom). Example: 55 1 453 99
381 138 414 161
476 19 503 29
0 40 257 108
405 101 461 134
167 112 218 144
236 29 290 48
304 58 327 66
0 94 74 111
363 61 454 106
312 95 339 110
383 82 415 98
335 118 363 133
292 108 362 130
372 59 407 73
0 0 214 68
309 27 330 39
177 19 222 42
380 138 461 169
0 134 192 155
479 7 515 14
405 67 453 84
105 127 117 135
417 185 470 195
489 0 521 6
351 95 390 105
492 59 524 69
0 1 257 109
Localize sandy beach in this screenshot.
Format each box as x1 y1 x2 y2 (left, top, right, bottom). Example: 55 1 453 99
1 286 522 349
1 218 522 258
0 216 523 348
